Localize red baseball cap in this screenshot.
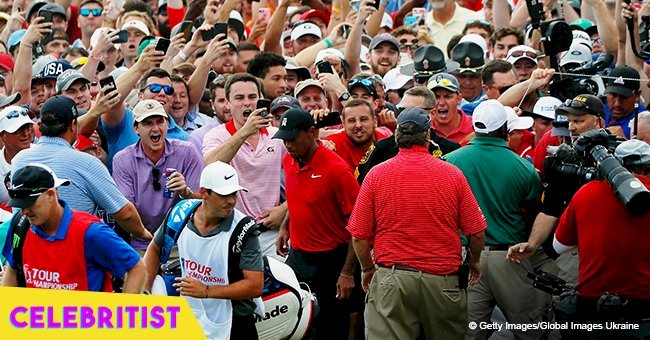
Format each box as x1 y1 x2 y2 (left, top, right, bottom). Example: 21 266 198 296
299 9 330 26
73 135 98 151
0 53 14 72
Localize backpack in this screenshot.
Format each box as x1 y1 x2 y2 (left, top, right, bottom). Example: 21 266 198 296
156 199 257 296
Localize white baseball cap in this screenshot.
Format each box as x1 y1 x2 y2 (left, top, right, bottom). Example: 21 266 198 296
572 30 593 50
506 45 538 65
291 22 322 41
383 67 411 91
531 96 562 120
560 43 591 67
200 161 249 195
504 106 533 133
473 100 508 133
121 20 150 36
368 12 394 30
315 48 344 65
459 34 488 56
91 27 119 51
0 106 34 133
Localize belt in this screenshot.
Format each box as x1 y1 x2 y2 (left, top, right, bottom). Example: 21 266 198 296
377 264 457 276
484 244 511 251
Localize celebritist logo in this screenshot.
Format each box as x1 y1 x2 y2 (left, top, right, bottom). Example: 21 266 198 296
8 305 181 329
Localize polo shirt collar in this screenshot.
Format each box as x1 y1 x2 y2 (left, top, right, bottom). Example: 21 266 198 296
37 136 73 148
469 136 509 148
433 109 470 136
31 199 73 241
291 141 324 171
192 206 235 235
398 145 429 155
225 119 268 136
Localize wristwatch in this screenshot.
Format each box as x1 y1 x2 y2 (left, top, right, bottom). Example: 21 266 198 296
338 92 351 102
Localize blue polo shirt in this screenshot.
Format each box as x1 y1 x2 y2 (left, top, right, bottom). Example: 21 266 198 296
1 201 141 291
604 102 645 139
12 137 129 216
101 107 189 169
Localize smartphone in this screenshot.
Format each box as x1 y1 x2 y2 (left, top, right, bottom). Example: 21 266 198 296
350 0 361 10
342 25 351 39
258 8 271 22
314 111 342 128
179 21 194 42
214 23 228 41
99 76 117 94
256 99 272 116
39 9 53 23
526 0 544 27
404 16 418 27
316 60 334 74
155 38 170 53
115 30 128 43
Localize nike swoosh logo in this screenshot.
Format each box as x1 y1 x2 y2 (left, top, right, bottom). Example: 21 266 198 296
225 174 235 180
311 174 322 179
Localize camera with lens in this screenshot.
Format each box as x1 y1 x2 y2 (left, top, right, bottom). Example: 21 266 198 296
545 129 650 215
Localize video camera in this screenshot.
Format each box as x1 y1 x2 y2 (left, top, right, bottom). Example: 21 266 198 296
528 270 572 296
525 0 612 101
545 129 650 215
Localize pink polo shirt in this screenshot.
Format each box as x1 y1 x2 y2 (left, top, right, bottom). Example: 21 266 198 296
433 109 474 143
202 120 287 221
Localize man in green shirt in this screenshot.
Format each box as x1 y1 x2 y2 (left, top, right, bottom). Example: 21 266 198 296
443 100 548 340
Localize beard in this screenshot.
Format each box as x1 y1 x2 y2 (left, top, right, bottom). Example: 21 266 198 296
158 22 171 38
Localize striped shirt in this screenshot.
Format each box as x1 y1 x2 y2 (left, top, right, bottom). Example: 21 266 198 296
202 120 286 222
12 136 129 215
347 145 486 275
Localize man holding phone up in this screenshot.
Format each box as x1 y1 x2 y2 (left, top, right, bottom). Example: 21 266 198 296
202 74 288 258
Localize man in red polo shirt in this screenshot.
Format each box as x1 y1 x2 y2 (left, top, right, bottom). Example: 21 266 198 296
273 108 361 340
325 99 392 169
427 73 474 143
348 108 486 339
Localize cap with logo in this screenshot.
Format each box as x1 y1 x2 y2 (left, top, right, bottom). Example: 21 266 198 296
8 163 70 208
39 60 73 81
0 105 34 133
31 55 58 79
369 34 400 51
272 108 315 140
396 108 431 133
451 42 485 75
552 111 570 137
294 79 324 97
605 66 640 98
506 45 538 66
556 94 606 118
526 96 562 120
559 43 591 67
615 139 650 165
56 69 90 93
572 30 593 50
300 9 330 26
291 21 322 41
473 100 508 133
41 96 79 121
504 106 533 133
383 67 412 91
271 96 300 115
133 99 168 123
401 45 459 76
200 161 249 195
427 73 460 93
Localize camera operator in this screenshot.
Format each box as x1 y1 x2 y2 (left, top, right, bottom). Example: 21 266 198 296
552 139 650 338
507 94 607 286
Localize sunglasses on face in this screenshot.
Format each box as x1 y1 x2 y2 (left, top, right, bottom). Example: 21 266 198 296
348 78 374 88
399 38 419 45
152 167 161 191
79 8 103 17
145 84 175 95
400 44 420 52
8 188 48 199
414 74 431 84
509 50 537 59
496 85 513 95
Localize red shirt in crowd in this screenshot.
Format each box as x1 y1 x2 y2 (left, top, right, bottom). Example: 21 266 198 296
325 127 392 169
433 109 474 143
555 176 650 300
533 129 562 174
514 129 535 161
284 143 360 252
347 145 486 275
